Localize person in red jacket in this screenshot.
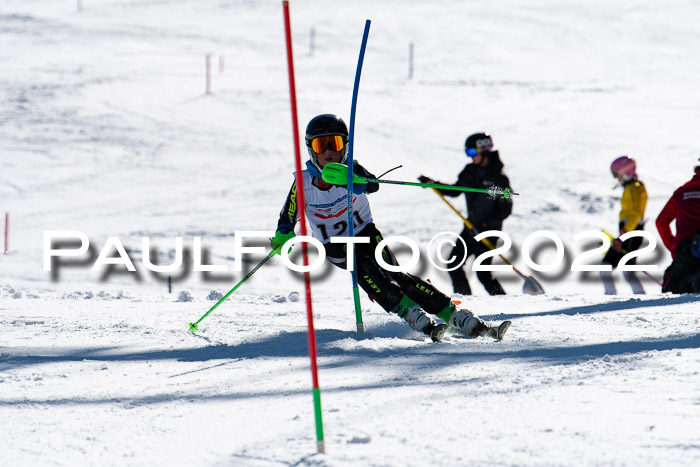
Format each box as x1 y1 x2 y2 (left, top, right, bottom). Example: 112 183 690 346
655 159 700 293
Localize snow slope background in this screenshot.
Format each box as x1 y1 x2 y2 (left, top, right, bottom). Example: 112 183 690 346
1 0 700 465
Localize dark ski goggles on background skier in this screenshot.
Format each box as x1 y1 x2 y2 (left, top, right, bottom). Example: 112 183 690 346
310 135 345 154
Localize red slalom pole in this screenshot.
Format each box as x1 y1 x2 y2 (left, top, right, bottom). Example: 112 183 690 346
282 0 325 454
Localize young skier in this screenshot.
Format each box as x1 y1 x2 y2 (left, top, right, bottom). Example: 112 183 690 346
655 159 700 294
600 155 648 295
271 114 510 341
418 132 513 295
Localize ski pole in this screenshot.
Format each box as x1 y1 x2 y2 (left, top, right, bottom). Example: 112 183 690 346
189 249 276 331
431 188 545 294
601 230 663 286
322 162 517 200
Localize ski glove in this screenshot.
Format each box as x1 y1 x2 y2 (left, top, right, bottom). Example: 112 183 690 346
418 175 437 185
307 160 368 194
271 230 296 256
352 182 368 195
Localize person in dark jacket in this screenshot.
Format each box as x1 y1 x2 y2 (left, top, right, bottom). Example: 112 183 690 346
419 132 513 295
655 159 700 293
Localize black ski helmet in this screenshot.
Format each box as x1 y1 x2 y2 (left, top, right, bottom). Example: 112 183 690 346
305 114 349 171
464 132 494 158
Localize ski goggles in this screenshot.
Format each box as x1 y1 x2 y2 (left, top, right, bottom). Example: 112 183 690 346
464 144 493 157
611 166 634 178
465 146 491 157
310 135 345 154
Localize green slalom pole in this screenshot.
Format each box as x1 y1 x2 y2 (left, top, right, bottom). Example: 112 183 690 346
189 250 276 331
322 162 518 199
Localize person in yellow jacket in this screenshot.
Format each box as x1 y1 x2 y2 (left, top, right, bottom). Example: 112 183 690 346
600 155 648 294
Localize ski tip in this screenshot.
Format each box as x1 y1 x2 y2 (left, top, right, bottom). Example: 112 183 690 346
430 323 450 342
189 322 198 331
495 320 511 340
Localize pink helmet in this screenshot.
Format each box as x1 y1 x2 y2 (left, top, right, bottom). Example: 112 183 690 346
610 155 636 181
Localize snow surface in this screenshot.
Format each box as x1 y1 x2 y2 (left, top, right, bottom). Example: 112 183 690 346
2 0 700 465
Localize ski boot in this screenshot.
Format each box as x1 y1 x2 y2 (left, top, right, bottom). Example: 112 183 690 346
392 295 448 342
437 303 510 339
436 302 488 337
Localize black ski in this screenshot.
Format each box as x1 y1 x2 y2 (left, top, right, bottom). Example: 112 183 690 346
429 323 450 342
488 320 511 340
446 320 512 340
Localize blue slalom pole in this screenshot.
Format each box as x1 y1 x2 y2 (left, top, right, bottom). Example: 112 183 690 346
347 19 371 333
